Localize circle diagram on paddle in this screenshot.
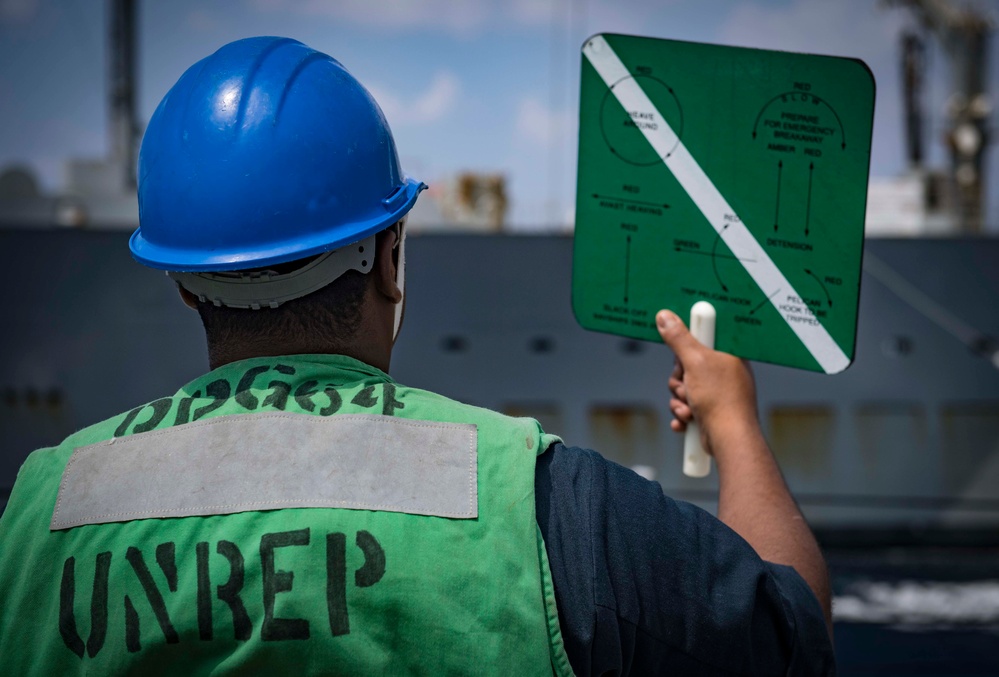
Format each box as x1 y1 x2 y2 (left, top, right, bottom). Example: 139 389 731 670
572 34 875 373
601 74 683 165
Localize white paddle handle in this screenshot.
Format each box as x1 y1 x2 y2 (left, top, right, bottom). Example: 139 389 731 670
682 301 716 478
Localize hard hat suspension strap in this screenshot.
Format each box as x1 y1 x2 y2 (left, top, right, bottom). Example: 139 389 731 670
393 222 406 341
168 234 378 310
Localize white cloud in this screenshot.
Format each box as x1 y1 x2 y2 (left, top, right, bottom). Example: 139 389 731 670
368 71 460 127
582 0 667 40
717 0 904 63
507 0 552 27
251 0 491 36
410 72 460 123
507 96 578 229
515 96 574 148
248 0 628 36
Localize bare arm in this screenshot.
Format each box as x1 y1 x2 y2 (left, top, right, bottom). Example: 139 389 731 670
655 309 833 634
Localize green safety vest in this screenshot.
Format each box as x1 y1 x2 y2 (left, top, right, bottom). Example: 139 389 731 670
0 355 574 676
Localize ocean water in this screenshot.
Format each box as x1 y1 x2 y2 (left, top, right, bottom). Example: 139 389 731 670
830 549 999 676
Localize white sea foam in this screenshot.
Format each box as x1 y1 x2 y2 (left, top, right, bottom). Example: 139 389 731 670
834 580 999 626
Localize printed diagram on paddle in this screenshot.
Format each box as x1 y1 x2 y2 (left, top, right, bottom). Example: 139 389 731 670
573 34 875 373
600 72 684 166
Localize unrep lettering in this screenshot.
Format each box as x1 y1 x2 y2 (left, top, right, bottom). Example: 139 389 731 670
58 530 386 657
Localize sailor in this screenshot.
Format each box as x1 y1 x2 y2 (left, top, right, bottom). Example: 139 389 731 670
0 37 834 675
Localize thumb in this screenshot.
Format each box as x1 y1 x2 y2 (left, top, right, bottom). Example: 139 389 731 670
656 310 702 361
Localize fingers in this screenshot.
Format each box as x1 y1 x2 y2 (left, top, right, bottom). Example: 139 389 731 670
670 398 693 422
670 357 688 401
668 341 691 434
662 316 701 435
671 357 684 380
670 397 692 434
669 376 687 401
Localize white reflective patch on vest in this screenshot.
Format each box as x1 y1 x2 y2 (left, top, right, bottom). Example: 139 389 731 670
51 413 478 530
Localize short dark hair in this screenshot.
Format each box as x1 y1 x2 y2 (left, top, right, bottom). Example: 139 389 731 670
195 267 370 356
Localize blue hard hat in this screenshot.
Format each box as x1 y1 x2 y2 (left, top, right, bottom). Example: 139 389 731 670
131 36 425 272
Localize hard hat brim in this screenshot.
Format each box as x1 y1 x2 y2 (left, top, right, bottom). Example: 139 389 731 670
130 178 425 272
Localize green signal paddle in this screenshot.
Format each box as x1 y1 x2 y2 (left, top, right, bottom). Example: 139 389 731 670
572 34 875 476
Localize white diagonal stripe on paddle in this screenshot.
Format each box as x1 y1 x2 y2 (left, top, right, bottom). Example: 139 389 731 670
582 35 849 374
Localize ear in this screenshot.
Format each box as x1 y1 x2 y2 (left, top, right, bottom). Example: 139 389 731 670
373 224 403 304
178 286 200 310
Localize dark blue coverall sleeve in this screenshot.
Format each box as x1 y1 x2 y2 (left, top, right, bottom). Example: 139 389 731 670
535 443 835 676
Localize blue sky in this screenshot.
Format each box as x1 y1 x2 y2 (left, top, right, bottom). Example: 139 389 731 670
0 0 995 229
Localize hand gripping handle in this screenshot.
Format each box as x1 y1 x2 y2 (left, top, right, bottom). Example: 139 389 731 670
682 301 716 478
